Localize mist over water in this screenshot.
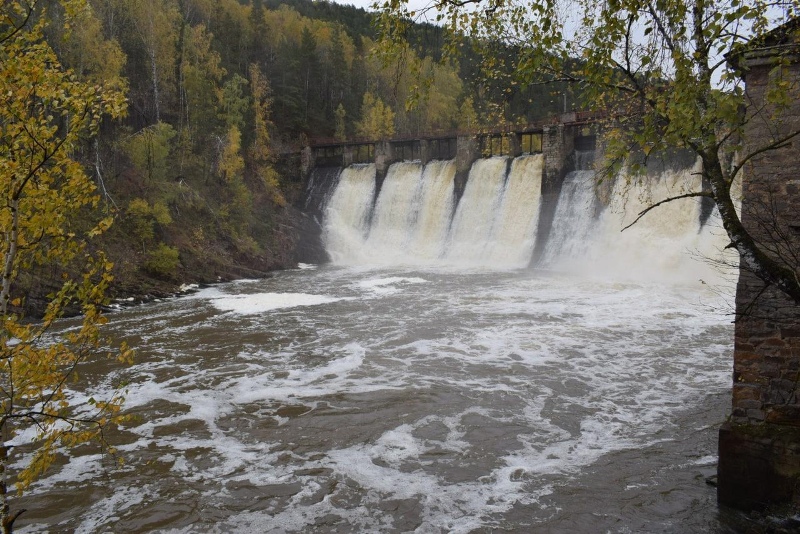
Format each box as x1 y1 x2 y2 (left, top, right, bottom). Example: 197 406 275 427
16 156 749 533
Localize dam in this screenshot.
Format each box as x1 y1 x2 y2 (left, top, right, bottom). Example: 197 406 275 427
301 115 729 283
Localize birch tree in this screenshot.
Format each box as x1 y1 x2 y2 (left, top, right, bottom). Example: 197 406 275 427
0 1 130 530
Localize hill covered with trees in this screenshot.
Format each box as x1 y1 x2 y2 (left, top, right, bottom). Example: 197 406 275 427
9 0 570 314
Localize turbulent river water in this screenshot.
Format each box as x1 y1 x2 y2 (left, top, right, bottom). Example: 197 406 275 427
16 156 758 532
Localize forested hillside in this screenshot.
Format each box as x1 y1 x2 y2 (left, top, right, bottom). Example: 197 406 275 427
10 0 569 313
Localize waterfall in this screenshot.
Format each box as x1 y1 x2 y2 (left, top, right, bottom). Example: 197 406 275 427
539 160 735 282
443 155 544 267
364 162 425 261
593 163 730 282
304 167 342 219
322 164 376 265
319 156 544 267
483 155 544 267
444 158 509 264
317 153 732 281
409 160 456 260
541 170 600 264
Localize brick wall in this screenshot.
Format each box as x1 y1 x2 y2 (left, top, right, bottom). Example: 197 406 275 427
718 28 800 511
732 54 800 426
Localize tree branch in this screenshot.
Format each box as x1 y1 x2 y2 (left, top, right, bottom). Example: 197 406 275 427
622 191 714 231
645 2 678 54
729 128 800 186
0 1 35 45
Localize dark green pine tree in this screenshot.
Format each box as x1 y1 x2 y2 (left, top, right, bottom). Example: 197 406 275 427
299 27 320 131
325 25 349 126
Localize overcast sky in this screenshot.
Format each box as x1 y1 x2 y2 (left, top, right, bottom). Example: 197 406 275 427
332 0 438 15
333 0 374 9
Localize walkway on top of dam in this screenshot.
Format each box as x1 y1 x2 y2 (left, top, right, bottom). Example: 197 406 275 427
307 110 602 167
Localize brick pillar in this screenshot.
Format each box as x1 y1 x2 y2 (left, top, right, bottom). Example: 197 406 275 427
718 22 800 511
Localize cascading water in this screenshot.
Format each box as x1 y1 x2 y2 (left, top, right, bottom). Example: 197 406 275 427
408 160 456 260
364 162 426 261
540 169 600 265
321 155 545 268
322 161 458 265
444 157 510 264
481 155 544 267
321 164 376 264
538 159 734 282
304 167 342 219
592 162 725 282
320 153 734 281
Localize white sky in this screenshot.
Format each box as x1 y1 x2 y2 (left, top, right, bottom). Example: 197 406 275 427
332 0 437 14
332 0 374 9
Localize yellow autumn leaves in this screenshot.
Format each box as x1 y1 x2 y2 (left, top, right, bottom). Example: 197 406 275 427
1 0 130 524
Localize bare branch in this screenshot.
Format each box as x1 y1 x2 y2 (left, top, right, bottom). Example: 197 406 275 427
729 128 800 185
622 191 714 231
646 1 677 55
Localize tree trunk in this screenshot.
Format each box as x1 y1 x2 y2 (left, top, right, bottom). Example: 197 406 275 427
0 442 17 534
704 151 800 303
1 198 19 319
150 47 160 123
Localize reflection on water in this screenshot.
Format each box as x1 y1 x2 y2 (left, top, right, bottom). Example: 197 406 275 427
13 265 755 533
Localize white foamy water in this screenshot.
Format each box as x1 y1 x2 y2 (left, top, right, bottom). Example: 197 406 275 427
409 160 456 260
322 164 376 264
593 166 729 283
15 155 744 533
444 157 509 264
484 155 544 266
16 265 736 533
541 170 600 263
365 162 425 260
211 292 347 314
540 163 736 285
321 155 727 280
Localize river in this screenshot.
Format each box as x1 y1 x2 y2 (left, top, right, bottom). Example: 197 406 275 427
16 262 754 532
17 156 759 532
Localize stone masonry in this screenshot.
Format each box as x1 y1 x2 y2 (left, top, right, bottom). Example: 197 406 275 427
718 19 800 511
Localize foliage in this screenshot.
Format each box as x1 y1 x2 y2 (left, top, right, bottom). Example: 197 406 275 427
248 64 285 206
143 243 180 278
356 91 396 139
123 122 176 182
335 103 347 140
221 74 250 130
125 0 181 123
376 0 800 303
126 198 172 244
47 0 127 90
458 97 478 131
218 125 245 183
0 0 129 530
